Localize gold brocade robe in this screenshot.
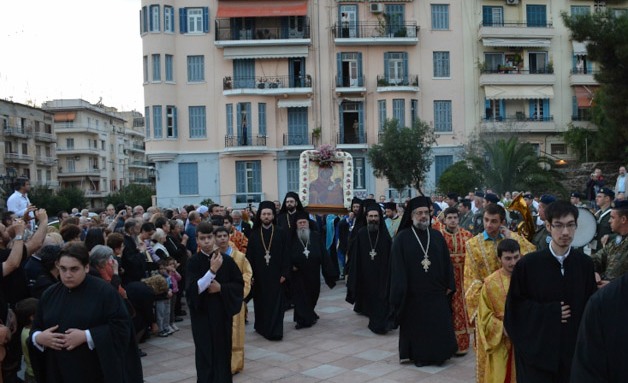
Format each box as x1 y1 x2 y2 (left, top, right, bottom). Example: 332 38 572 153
229 245 252 374
440 226 473 354
464 232 534 383
478 269 516 383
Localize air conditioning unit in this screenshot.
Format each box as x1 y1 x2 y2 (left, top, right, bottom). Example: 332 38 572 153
505 0 520 5
370 3 384 13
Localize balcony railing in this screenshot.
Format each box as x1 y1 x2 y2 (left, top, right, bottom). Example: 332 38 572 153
283 133 312 146
57 147 100 154
36 156 56 165
570 68 599 75
132 143 146 150
58 169 101 175
481 68 554 74
225 135 267 147
4 153 33 162
234 192 264 204
34 131 55 142
335 75 365 88
215 18 310 41
130 161 150 167
223 75 312 90
483 115 554 123
4 127 29 138
481 21 553 28
54 123 102 134
129 177 152 184
337 132 367 145
333 21 419 39
376 75 419 87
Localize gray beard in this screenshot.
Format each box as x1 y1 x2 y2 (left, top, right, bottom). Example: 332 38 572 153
413 221 429 231
298 228 310 242
367 223 379 232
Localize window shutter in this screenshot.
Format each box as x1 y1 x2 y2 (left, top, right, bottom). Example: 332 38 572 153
336 53 343 86
543 99 550 119
572 96 578 118
482 6 492 26
252 161 262 193
586 60 592 73
402 52 409 83
499 99 505 120
236 162 246 193
173 107 178 137
572 55 577 72
529 100 535 119
226 104 233 136
179 8 187 33
246 103 252 141
236 103 242 139
258 103 266 136
358 102 364 141
357 52 363 86
338 103 344 143
484 98 490 119
203 7 209 33
384 52 391 80
139 10 143 34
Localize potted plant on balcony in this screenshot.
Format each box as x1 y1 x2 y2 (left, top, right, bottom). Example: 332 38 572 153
312 127 322 145
223 76 232 90
547 60 554 74
377 77 389 87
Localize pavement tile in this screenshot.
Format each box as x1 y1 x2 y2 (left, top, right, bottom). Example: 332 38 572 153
302 364 348 379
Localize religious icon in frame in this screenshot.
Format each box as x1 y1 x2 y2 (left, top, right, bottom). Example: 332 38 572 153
299 146 354 210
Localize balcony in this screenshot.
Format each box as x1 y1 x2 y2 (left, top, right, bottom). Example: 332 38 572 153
4 126 29 138
223 75 312 96
54 123 103 135
336 132 368 148
480 68 556 86
481 116 557 133
34 131 55 142
224 135 269 155
333 21 419 46
376 75 419 93
57 168 102 177
35 156 56 166
479 21 554 42
57 147 101 155
4 153 33 164
128 143 146 153
129 177 152 184
569 68 599 86
335 76 366 94
283 133 314 148
129 161 151 168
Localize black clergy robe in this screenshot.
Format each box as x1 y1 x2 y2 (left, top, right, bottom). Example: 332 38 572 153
571 272 628 383
186 251 244 383
289 230 338 327
504 248 597 383
389 227 457 363
346 226 393 333
247 225 290 340
29 275 143 383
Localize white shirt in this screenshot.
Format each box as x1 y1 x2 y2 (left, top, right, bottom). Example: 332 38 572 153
7 190 31 217
616 174 626 193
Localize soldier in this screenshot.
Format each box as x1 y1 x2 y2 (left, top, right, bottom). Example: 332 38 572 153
592 200 628 286
532 194 556 251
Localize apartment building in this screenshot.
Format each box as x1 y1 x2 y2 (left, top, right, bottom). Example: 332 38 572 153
117 110 155 187
0 100 58 194
141 0 470 208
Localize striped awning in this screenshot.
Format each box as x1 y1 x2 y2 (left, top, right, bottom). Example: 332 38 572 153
485 85 554 100
277 99 312 108
482 38 551 48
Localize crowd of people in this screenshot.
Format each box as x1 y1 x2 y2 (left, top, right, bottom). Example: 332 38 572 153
0 164 626 383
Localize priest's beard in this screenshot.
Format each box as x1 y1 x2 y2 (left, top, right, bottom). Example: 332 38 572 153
367 223 379 233
298 228 310 242
412 217 429 231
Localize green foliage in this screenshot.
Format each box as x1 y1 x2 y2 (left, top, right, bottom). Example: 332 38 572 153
29 186 86 215
367 119 436 195
562 124 599 162
199 198 215 207
105 184 154 209
437 161 483 196
562 10 628 160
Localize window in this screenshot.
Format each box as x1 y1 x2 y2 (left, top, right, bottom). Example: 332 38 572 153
21 143 27 155
67 159 76 172
435 155 453 185
550 144 567 155
484 53 504 72
149 5 160 32
287 108 308 145
393 99 405 127
482 6 503 26
384 52 408 85
187 56 205 82
571 6 590 17
378 100 386 131
235 161 262 203
181 7 209 34
152 54 161 82
101 140 105 150
337 52 363 87
433 51 450 77
287 159 300 192
431 4 449 30
141 6 148 33
354 157 366 190
529 99 550 121
179 163 199 195
485 99 505 121
233 59 255 89
529 52 548 73
166 106 177 137
434 100 452 132
236 103 252 144
46 170 51 182
66 138 74 149
385 4 405 36
143 56 148 83
411 99 418 123
226 104 233 136
165 54 174 82
189 106 206 138
153 106 162 138
258 103 267 136
145 106 150 138
164 6 175 32
526 5 547 27
37 169 42 183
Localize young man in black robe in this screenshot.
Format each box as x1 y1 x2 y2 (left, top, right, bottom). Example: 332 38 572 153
504 200 597 383
389 196 457 367
186 222 243 383
276 192 306 231
337 197 362 277
246 201 290 340
289 211 338 329
346 203 393 333
29 242 143 383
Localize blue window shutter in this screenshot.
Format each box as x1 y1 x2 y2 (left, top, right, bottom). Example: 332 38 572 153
173 107 178 137
179 8 187 33
145 106 150 138
236 103 242 138
143 6 149 33
482 6 492 26
226 104 233 136
543 99 550 119
281 17 288 39
402 52 409 83
445 102 452 130
338 103 344 142
139 9 143 34
357 52 363 86
235 162 246 193
288 59 294 87
384 52 391 80
149 6 153 31
499 99 505 119
203 7 209 33
246 103 252 141
572 55 577 72
252 161 262 192
586 60 592 72
484 98 490 119
258 103 266 136
572 96 578 118
529 100 535 118
358 102 364 141
336 53 342 86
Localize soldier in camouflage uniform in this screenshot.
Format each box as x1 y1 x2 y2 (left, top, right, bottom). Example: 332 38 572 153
532 194 556 251
592 200 628 286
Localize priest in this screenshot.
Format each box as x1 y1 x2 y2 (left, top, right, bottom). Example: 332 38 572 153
246 201 290 341
276 191 307 231
389 196 457 366
288 211 338 329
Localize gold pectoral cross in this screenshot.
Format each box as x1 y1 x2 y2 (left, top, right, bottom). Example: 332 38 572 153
303 248 310 259
369 249 377 260
421 257 431 272
264 251 271 265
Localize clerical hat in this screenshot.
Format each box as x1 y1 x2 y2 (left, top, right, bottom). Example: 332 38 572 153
364 203 382 213
351 196 363 206
293 210 310 222
407 196 432 212
474 191 485 198
258 200 277 215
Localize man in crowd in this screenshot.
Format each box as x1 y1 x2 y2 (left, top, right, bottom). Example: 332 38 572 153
231 209 251 238
224 215 248 254
464 203 535 383
276 192 306 231
591 200 628 286
346 203 393 334
439 207 473 356
337 197 361 277
458 199 474 232
569 192 586 208
471 191 486 235
505 201 597 383
7 177 36 229
185 211 202 254
586 168 605 208
615 166 627 195
384 202 401 238
593 187 614 251
532 194 556 251
477 239 520 383
390 196 457 366
246 201 290 341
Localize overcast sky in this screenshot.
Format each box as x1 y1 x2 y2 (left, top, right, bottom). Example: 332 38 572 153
0 0 143 111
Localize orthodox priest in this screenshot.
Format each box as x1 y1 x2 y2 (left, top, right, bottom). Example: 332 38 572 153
288 211 338 329
276 191 306 231
389 196 457 366
337 197 362 276
186 222 244 382
246 201 290 340
346 203 393 333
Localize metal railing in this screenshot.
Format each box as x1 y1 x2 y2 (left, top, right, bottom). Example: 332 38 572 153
481 21 553 28
223 74 312 90
4 153 33 162
54 123 102 133
376 75 419 87
483 115 555 122
570 68 599 75
283 133 312 146
57 147 100 153
225 135 267 147
34 131 55 141
4 127 29 137
335 75 365 88
333 21 419 39
132 143 146 150
129 178 151 184
337 132 367 145
481 68 554 74
130 161 150 167
58 169 101 175
215 18 310 41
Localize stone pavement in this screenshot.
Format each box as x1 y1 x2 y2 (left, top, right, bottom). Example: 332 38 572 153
141 283 476 383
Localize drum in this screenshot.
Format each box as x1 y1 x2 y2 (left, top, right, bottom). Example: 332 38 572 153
573 207 596 248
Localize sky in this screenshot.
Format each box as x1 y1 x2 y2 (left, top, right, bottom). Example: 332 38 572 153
0 0 143 111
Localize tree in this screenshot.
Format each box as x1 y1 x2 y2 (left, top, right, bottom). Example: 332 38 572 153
562 11 628 160
57 187 87 211
28 186 86 215
199 198 215 207
468 137 565 196
367 118 436 195
105 184 154 209
437 161 483 196
562 124 599 162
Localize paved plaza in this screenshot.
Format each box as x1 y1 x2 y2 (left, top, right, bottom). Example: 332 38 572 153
141 283 476 383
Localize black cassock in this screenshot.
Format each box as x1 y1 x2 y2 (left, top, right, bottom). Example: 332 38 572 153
29 275 143 383
504 248 596 383
346 226 393 333
247 225 290 340
289 230 338 327
389 227 457 363
572 272 628 383
186 251 243 383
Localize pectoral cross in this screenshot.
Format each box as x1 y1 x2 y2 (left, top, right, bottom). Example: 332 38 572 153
421 257 431 272
303 248 310 259
369 249 377 260
264 251 271 265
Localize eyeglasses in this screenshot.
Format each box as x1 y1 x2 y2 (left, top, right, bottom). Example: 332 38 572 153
550 223 578 231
